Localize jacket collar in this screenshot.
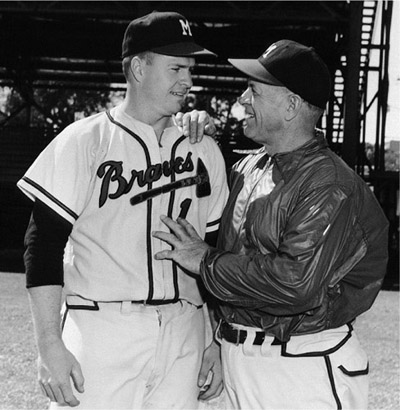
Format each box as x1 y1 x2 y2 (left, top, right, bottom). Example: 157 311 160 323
271 130 328 184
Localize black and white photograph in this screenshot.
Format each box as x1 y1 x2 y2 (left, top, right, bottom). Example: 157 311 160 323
0 1 399 409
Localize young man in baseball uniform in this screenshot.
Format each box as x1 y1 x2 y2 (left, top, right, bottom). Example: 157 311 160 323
18 11 228 409
153 40 389 409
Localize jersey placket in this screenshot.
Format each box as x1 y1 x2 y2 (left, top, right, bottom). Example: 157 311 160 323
152 132 180 302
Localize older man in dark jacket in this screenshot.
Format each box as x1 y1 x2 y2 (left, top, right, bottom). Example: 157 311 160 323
153 40 389 409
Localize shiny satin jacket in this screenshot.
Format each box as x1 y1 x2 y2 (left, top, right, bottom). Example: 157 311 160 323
201 134 389 342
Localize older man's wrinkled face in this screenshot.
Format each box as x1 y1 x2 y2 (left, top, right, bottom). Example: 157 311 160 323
239 80 289 146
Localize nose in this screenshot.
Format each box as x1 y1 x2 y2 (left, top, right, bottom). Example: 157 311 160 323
180 70 193 89
239 87 251 105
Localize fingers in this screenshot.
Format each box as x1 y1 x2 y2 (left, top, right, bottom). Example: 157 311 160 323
176 110 216 143
158 215 190 240
176 217 203 240
152 216 181 259
154 249 174 261
175 111 194 140
198 371 224 401
198 377 224 401
154 216 201 245
71 362 85 394
204 121 217 138
59 382 80 407
152 230 180 250
153 215 207 273
159 214 181 231
40 380 80 407
197 111 216 138
40 382 56 403
175 111 184 127
183 111 200 143
39 383 48 398
197 362 211 389
37 350 83 407
197 341 223 401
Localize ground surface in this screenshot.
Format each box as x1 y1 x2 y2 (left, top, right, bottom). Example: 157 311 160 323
0 271 399 410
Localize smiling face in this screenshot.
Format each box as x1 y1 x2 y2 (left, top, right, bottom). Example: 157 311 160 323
239 80 290 146
140 54 195 118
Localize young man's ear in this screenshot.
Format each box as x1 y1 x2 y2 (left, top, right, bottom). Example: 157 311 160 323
130 56 144 82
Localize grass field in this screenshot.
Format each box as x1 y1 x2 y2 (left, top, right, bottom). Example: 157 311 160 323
0 271 399 410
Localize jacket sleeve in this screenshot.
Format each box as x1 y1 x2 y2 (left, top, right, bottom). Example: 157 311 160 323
200 183 385 316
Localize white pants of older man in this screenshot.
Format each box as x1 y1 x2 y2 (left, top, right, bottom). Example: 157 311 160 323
218 323 369 410
49 296 206 410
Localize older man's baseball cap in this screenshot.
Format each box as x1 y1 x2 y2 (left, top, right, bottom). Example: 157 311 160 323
228 39 331 109
122 11 215 58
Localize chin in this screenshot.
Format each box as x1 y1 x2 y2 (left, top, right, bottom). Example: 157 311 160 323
243 128 254 140
166 104 181 116
172 100 184 111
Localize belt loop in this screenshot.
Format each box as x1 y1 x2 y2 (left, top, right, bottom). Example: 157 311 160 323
235 327 240 346
242 328 258 356
120 301 132 315
261 335 273 357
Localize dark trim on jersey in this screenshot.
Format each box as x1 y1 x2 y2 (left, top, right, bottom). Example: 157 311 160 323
207 218 221 228
324 355 342 409
167 135 187 216
21 176 79 220
105 111 152 163
168 136 187 302
105 111 155 302
61 308 69 332
281 323 353 357
338 363 369 376
146 200 154 301
66 301 100 311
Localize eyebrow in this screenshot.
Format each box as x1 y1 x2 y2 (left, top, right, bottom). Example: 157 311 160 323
171 62 195 68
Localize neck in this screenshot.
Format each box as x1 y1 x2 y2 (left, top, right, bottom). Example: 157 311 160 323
120 97 173 141
264 127 315 156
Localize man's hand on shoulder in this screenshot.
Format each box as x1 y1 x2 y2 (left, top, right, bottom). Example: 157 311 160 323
175 110 217 143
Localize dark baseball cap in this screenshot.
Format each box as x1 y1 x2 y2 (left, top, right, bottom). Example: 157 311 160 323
228 39 331 109
122 11 215 58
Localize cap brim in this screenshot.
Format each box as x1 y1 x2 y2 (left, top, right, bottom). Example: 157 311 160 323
228 58 284 86
151 42 216 57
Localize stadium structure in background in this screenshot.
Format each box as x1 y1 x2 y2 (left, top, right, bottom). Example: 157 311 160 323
0 1 398 288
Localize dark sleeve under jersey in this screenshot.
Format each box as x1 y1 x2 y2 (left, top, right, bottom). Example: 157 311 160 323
24 200 72 288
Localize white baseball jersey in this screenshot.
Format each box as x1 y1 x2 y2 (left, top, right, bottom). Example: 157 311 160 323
18 105 229 305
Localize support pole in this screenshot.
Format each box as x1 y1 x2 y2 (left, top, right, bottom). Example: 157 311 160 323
342 1 363 169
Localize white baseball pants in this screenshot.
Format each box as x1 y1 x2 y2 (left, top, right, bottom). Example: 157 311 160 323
218 323 369 410
50 297 205 409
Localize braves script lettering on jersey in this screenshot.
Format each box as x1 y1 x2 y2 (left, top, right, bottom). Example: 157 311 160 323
18 105 229 305
97 152 195 207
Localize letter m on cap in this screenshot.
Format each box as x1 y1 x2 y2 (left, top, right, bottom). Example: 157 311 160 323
179 19 192 36
263 44 277 59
